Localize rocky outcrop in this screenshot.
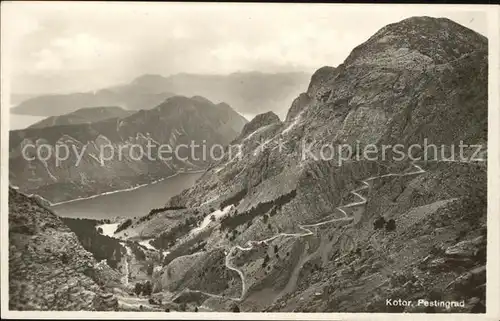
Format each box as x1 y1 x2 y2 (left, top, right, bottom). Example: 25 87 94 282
93 292 119 310
306 66 336 98
9 96 247 203
8 187 120 311
239 111 282 138
285 93 311 122
445 236 486 258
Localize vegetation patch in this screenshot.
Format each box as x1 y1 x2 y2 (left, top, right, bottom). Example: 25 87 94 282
220 189 297 230
220 188 248 209
151 216 198 250
138 206 188 224
115 219 132 233
62 217 125 269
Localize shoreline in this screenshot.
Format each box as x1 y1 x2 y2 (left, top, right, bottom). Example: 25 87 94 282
39 169 206 207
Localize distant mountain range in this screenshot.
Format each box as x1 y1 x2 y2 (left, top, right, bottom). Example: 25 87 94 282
28 106 135 129
9 96 247 203
11 71 311 120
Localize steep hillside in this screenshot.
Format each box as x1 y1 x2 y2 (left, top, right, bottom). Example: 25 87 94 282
9 96 247 203
28 106 135 129
115 17 488 313
8 187 121 311
12 72 311 119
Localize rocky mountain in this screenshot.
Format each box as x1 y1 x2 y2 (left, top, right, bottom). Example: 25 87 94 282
8 187 122 310
115 17 488 313
9 186 171 312
11 72 311 119
28 106 135 129
9 96 247 203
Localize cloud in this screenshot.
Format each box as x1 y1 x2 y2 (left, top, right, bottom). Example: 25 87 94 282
33 48 63 71
2 2 488 94
36 33 126 72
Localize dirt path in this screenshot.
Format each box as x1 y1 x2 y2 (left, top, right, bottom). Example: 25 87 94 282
186 162 426 302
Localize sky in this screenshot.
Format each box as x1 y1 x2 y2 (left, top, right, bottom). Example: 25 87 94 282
2 2 489 95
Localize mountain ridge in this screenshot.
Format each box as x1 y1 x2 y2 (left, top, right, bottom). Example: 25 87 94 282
12 72 311 119
28 106 135 129
9 95 248 203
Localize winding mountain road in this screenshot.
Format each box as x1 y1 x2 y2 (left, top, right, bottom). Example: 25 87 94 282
178 161 426 303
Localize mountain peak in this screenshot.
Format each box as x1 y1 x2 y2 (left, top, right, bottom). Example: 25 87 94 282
345 16 487 67
240 111 281 138
307 66 337 97
190 95 214 104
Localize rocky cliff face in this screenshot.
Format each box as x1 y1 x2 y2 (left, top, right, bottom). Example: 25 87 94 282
117 17 487 312
239 111 282 139
8 187 121 311
9 96 247 203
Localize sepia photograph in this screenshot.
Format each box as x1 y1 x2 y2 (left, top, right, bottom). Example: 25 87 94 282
1 1 499 319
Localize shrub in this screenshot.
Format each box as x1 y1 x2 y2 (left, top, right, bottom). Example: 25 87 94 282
232 304 240 312
142 281 153 296
385 219 396 232
115 219 132 233
147 262 154 276
61 253 69 264
262 254 270 267
373 217 386 230
134 282 143 296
